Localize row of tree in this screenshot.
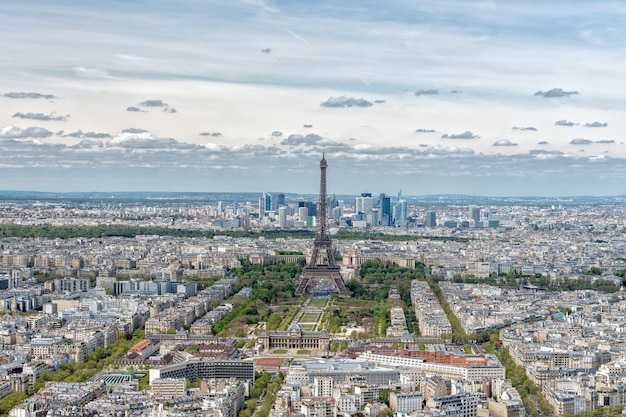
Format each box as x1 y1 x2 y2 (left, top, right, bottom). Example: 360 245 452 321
432 273 622 294
0 328 145 417
0 223 470 242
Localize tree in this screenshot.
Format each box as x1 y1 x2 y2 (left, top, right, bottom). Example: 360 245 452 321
379 409 394 417
0 392 28 416
379 389 390 406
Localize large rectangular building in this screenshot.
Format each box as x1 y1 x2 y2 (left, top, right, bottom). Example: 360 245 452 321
257 324 330 351
358 351 505 380
427 393 480 417
149 359 254 385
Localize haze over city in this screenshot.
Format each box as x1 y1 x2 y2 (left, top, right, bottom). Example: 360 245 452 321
1 0 625 195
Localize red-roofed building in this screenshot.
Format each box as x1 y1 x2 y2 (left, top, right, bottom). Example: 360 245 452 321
128 339 156 360
130 339 152 352
256 357 283 373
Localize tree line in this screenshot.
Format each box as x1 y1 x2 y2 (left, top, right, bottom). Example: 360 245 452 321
0 223 468 242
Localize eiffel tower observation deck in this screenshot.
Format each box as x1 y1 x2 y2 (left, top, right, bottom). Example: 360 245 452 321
295 154 347 296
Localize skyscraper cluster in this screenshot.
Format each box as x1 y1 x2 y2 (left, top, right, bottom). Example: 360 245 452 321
354 192 407 227
255 188 495 232
257 192 319 228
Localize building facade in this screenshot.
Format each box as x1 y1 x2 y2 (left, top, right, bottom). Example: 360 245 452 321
258 323 330 351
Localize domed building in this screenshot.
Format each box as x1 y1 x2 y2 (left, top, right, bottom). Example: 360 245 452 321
257 322 330 352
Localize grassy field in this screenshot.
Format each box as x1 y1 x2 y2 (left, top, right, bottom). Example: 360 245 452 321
329 298 376 322
272 349 288 354
299 312 322 323
298 324 316 331
321 298 377 334
308 297 329 308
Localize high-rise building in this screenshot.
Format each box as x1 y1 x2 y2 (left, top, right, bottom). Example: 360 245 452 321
328 194 339 210
298 206 309 222
305 201 317 217
258 197 265 218
278 206 288 228
394 199 408 226
263 192 272 212
273 193 286 211
469 205 481 223
379 193 391 226
299 201 318 217
425 210 437 227
356 193 374 224
330 206 342 221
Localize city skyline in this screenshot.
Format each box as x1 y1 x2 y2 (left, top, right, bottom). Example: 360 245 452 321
1 1 625 196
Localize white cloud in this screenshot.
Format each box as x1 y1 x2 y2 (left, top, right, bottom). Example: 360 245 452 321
415 89 439 96
584 121 608 128
1 1 626 194
140 99 168 107
0 126 54 139
534 88 579 98
493 139 517 147
4 92 56 99
65 131 111 139
570 138 615 145
320 96 374 108
441 131 479 139
13 112 67 121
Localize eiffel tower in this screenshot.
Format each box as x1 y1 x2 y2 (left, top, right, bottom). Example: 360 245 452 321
295 154 347 296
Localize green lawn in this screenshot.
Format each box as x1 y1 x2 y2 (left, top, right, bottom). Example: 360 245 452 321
297 350 311 355
298 324 316 331
308 297 329 308
272 349 288 354
299 312 321 323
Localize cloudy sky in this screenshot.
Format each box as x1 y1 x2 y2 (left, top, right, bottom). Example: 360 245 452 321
1 0 625 196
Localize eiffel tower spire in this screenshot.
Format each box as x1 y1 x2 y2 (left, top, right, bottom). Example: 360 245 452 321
295 154 347 296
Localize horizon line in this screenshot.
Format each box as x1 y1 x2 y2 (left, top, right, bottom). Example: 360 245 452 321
0 190 624 200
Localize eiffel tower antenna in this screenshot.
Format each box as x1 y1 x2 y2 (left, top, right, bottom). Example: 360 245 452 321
295 154 347 296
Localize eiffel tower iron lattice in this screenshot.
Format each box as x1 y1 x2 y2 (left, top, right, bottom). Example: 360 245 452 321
295 154 347 296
